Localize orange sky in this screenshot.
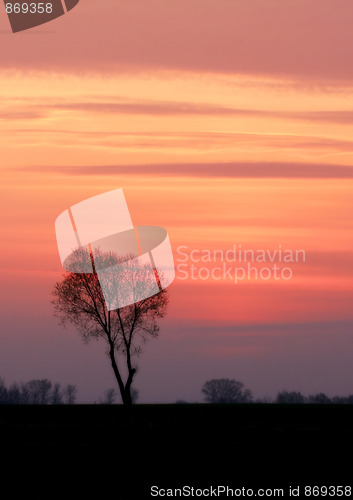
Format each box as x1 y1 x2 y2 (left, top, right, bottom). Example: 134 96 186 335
0 1 352 402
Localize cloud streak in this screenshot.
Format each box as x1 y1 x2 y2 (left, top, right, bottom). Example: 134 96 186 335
18 161 353 179
4 97 353 122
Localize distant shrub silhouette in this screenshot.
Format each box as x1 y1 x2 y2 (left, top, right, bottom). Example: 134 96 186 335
331 395 353 404
0 378 77 404
276 391 306 404
202 378 253 404
275 391 353 404
100 388 117 404
254 396 274 404
62 384 77 404
307 393 331 404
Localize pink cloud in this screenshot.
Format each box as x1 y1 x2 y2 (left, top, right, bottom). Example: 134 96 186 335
4 97 353 122
17 161 353 179
1 0 353 81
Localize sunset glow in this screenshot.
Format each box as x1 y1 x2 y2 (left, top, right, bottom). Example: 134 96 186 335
1 0 352 403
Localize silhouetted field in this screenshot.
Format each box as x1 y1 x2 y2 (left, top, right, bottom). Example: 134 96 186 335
1 404 352 498
1 403 353 441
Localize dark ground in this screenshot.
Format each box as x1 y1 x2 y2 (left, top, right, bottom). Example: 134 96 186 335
1 404 352 498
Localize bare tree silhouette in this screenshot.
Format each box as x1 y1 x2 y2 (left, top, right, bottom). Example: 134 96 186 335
62 384 77 404
52 247 169 405
100 388 117 405
51 383 63 404
202 378 253 404
0 378 78 405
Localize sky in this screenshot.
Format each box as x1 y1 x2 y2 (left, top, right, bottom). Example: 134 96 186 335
0 0 352 403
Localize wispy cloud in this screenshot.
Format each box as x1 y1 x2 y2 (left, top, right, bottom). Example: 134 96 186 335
17 161 353 179
4 96 353 122
0 109 47 120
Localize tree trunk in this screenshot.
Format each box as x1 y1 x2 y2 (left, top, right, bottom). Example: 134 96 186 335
108 343 127 404
107 342 137 405
123 387 132 405
123 367 136 405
